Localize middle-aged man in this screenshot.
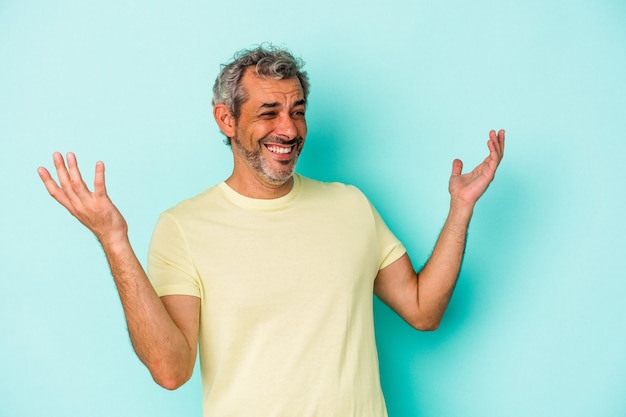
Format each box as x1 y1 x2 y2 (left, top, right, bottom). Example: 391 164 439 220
38 45 505 416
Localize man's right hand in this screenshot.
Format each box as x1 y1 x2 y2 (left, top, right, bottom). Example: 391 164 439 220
38 152 199 389
37 152 128 246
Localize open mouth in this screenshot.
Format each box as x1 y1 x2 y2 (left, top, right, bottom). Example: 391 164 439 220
265 144 294 155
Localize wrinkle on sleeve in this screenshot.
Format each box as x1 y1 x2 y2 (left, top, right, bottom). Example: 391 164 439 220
370 202 407 270
147 212 202 298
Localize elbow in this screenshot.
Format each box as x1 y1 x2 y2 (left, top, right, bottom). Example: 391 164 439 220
147 360 194 391
158 379 187 391
153 370 192 391
415 321 441 332
408 316 442 332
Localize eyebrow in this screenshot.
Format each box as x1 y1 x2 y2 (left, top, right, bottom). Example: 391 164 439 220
259 99 307 109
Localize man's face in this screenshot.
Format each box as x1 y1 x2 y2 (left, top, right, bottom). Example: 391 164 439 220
231 68 307 188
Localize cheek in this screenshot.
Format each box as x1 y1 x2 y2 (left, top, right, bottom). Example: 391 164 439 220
236 126 264 145
252 124 276 141
297 121 308 138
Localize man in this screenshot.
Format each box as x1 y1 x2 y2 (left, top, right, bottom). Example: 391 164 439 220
38 45 505 416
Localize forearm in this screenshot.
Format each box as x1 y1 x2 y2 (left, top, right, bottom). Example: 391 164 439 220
416 201 474 327
375 130 504 331
38 154 195 388
99 233 195 388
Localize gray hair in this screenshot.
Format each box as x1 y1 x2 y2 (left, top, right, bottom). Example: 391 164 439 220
212 44 310 123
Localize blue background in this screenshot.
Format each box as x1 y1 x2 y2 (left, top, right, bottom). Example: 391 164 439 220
1 1 625 416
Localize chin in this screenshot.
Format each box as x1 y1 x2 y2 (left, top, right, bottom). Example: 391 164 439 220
260 161 297 185
262 172 294 186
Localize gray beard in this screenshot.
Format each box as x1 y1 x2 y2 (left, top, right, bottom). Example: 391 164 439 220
231 135 303 186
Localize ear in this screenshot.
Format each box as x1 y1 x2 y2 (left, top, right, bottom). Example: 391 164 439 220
213 104 236 138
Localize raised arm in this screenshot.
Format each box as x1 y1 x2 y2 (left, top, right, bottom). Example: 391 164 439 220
37 152 199 389
374 130 505 330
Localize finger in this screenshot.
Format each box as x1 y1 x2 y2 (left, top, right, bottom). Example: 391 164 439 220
487 130 503 162
66 152 91 198
37 165 56 190
451 159 463 176
51 152 82 203
490 129 504 156
497 129 505 158
52 151 71 187
93 161 107 197
486 134 498 159
52 152 88 211
37 165 72 208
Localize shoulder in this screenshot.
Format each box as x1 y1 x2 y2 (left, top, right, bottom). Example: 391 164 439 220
298 174 366 199
162 184 225 218
296 174 371 210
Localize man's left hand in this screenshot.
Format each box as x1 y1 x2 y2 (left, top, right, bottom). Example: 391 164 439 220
448 129 505 209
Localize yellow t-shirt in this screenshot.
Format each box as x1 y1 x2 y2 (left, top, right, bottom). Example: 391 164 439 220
148 174 406 417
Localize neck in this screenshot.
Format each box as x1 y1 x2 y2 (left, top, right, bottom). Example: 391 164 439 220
225 173 294 199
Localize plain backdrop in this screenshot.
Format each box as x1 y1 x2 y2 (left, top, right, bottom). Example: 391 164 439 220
1 1 625 416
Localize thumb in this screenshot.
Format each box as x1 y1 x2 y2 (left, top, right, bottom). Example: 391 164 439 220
451 159 463 176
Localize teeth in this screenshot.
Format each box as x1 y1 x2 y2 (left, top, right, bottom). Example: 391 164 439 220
267 145 292 154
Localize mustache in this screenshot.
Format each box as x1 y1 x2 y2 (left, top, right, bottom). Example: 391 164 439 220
260 136 304 147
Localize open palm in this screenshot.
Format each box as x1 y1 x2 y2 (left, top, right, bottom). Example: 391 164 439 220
37 152 128 244
448 130 505 207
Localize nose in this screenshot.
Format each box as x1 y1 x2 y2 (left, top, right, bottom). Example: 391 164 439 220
275 113 298 140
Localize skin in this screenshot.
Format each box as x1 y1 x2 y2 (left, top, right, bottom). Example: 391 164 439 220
374 129 505 329
37 152 199 390
37 66 505 389
214 67 308 198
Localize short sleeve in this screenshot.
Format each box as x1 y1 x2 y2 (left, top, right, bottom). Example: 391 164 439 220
147 212 202 298
370 203 407 270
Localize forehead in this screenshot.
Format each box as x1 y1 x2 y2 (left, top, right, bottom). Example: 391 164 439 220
241 67 304 106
